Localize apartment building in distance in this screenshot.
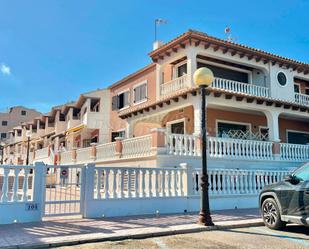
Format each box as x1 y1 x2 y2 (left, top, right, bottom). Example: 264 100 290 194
3 29 309 170
2 89 110 165
0 106 41 142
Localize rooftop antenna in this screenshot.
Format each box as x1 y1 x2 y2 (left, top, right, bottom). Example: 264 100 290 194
154 18 167 41
224 26 236 42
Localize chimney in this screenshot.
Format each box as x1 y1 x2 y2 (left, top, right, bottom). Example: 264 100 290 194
153 40 164 51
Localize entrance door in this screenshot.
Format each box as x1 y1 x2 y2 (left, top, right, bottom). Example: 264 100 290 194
44 165 83 217
170 121 185 134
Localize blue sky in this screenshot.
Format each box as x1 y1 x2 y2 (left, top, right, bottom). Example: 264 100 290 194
0 0 308 113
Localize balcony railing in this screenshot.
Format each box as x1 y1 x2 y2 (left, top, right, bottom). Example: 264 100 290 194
208 137 273 160
160 74 189 97
212 78 270 98
280 143 309 161
295 93 309 106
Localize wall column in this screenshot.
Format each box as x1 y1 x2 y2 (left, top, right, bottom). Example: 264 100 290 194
264 110 281 142
264 110 282 160
150 128 166 155
186 47 197 87
155 64 162 101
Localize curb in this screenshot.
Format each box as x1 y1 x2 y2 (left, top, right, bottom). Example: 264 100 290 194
2 221 264 249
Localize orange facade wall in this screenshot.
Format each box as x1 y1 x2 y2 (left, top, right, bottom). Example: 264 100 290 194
109 65 157 141
279 118 309 142
207 108 267 136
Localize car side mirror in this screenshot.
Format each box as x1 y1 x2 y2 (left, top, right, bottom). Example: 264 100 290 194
284 175 300 185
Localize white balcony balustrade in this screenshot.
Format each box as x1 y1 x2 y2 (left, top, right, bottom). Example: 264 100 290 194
76 147 92 164
280 143 309 161
122 135 153 158
295 93 309 106
166 133 200 156
60 151 72 165
160 74 189 97
35 147 49 160
211 77 270 97
96 142 117 161
191 168 289 196
208 137 273 160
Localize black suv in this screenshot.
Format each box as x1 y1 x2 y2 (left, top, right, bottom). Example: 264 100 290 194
259 163 309 229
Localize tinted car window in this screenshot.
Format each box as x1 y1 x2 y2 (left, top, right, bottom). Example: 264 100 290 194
293 164 309 181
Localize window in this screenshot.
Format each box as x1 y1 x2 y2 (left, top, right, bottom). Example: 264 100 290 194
177 63 187 77
133 82 147 103
277 72 287 86
306 88 309 95
112 91 130 110
287 131 309 145
0 133 6 139
111 130 125 142
1 121 8 126
21 110 27 116
197 62 249 83
217 122 250 138
294 84 300 93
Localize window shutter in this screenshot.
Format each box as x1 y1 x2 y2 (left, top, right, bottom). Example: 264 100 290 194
112 96 118 110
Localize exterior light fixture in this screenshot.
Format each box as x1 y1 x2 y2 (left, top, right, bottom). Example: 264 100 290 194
193 67 214 226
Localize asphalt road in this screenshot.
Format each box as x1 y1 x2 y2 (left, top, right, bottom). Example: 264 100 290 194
58 224 309 249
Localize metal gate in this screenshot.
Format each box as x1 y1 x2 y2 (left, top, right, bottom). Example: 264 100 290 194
44 165 84 217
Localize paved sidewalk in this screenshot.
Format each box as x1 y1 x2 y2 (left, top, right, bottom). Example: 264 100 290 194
0 208 263 248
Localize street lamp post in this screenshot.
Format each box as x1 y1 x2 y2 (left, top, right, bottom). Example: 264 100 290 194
193 67 215 226
26 131 31 165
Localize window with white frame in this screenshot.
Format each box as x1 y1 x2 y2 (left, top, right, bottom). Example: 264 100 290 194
133 81 147 104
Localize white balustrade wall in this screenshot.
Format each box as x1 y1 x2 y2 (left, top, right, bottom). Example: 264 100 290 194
35 147 49 160
96 142 116 161
93 167 185 199
60 151 72 165
122 135 153 158
160 74 189 97
212 77 270 97
191 168 289 196
166 134 200 156
280 143 309 161
82 164 293 218
76 147 92 163
295 93 309 106
0 165 34 203
208 137 273 160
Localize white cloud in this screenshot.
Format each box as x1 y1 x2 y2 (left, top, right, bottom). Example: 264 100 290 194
1 63 11 75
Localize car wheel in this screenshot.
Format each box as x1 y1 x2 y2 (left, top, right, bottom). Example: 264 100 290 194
262 198 286 230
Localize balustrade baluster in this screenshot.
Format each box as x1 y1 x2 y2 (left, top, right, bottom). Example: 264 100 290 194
12 168 19 202
22 169 30 202
1 168 9 202
105 170 110 199
112 169 117 198
96 169 102 199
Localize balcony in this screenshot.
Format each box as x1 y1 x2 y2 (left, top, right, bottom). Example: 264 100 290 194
159 75 270 98
295 93 309 106
160 74 190 97
212 78 270 98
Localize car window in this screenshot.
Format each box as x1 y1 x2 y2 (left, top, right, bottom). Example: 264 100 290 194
293 164 309 181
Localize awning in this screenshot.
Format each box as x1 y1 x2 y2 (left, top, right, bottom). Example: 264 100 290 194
66 124 86 135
